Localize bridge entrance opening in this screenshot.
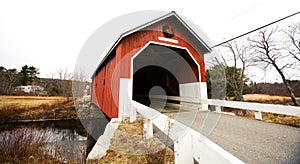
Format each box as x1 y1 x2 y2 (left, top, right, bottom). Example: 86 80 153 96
132 43 200 107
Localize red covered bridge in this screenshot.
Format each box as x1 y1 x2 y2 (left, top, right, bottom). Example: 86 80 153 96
91 11 212 119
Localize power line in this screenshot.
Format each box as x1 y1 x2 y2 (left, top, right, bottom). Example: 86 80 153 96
211 11 300 48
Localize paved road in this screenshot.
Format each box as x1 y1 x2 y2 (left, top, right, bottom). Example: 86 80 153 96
176 111 300 164
154 102 300 163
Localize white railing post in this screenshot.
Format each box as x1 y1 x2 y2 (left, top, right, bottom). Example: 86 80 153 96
134 101 245 164
119 78 137 122
143 118 153 139
200 82 208 110
119 79 128 121
129 106 137 122
254 111 262 120
215 105 221 112
174 132 194 163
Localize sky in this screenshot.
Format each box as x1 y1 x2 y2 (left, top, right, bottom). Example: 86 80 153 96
0 0 299 82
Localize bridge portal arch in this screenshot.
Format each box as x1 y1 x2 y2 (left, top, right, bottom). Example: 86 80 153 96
131 42 201 107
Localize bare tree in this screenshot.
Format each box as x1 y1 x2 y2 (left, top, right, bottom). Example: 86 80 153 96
57 67 72 80
57 68 64 80
57 68 73 101
218 39 253 101
72 69 89 99
0 67 19 95
73 69 87 82
64 68 73 80
285 23 300 62
249 27 299 106
6 69 19 94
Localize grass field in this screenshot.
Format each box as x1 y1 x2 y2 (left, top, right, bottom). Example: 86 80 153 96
243 94 300 105
226 94 300 127
0 96 77 122
0 96 66 109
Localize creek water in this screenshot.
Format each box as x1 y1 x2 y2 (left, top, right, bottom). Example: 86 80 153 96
0 119 88 162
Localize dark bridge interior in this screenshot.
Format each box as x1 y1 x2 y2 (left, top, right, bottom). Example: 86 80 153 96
132 44 199 106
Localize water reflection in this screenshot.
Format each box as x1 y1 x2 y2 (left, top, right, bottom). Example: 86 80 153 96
0 120 87 162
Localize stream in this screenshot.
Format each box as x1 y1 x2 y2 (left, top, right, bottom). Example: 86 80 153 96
0 119 88 162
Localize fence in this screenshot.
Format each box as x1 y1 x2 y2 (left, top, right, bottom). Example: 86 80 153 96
118 79 245 163
200 98 300 119
131 101 245 164
118 79 300 163
150 95 300 119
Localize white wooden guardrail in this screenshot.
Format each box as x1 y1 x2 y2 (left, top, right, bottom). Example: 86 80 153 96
120 79 300 163
145 94 300 120
119 79 245 164
200 99 300 120
131 101 244 164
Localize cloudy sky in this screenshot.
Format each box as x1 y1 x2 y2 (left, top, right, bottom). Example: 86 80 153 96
0 0 299 82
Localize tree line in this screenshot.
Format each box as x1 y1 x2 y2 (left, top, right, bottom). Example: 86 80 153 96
0 65 39 95
207 22 300 106
250 81 300 97
0 65 89 99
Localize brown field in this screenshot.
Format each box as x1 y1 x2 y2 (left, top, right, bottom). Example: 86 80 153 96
243 94 300 105
0 96 66 109
0 96 77 122
225 94 300 127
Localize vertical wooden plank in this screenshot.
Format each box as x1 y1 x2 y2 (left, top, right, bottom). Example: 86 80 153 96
103 63 110 117
110 55 118 118
100 66 106 108
90 78 97 106
95 71 99 107
106 59 112 117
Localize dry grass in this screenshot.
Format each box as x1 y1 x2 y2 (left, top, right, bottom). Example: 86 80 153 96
262 113 300 127
0 96 66 109
0 128 86 163
0 128 52 163
0 96 77 122
225 94 300 127
88 117 174 164
243 94 300 105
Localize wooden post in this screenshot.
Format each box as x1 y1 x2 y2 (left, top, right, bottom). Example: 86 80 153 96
143 119 153 139
130 106 137 122
215 106 221 112
254 111 262 120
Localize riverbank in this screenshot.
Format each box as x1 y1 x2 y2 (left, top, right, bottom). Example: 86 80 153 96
0 119 87 163
0 96 78 123
87 117 174 164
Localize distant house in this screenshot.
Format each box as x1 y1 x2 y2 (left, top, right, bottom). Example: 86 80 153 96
14 85 46 95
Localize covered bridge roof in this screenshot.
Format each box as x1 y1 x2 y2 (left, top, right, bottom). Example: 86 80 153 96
92 11 212 78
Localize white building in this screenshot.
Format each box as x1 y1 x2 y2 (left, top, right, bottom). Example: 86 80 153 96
14 85 45 94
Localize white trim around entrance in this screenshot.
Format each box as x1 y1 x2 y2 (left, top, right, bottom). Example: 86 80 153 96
130 41 202 95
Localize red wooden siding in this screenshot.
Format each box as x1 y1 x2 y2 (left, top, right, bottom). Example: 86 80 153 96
91 18 207 119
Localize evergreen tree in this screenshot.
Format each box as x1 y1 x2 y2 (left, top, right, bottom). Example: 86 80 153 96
206 65 249 100
19 65 39 85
